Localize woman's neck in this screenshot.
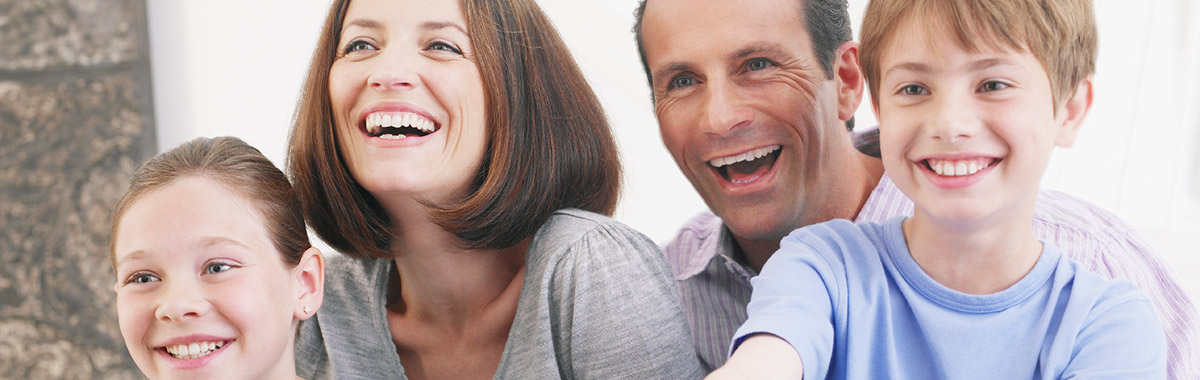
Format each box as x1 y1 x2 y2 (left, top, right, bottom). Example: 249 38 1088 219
902 207 1042 295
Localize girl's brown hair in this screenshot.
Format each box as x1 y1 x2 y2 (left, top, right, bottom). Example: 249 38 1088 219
287 0 621 258
110 136 311 270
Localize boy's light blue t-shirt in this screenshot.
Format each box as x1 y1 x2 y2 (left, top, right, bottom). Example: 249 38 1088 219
733 216 1165 380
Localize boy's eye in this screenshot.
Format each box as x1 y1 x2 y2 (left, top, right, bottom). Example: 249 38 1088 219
341 39 376 55
126 272 160 285
746 58 774 72
900 84 928 96
204 263 234 275
979 81 1010 92
427 41 463 55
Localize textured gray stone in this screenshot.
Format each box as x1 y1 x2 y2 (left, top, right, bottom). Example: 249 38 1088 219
0 0 143 71
0 73 151 379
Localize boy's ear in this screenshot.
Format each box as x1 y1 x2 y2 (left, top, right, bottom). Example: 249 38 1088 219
292 247 325 321
1055 76 1094 148
834 41 865 124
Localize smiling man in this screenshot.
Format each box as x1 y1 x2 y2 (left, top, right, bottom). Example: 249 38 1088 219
633 0 1199 376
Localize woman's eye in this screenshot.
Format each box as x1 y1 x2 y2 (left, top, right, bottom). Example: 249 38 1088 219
979 81 1010 92
746 58 773 71
428 41 463 55
900 84 928 96
669 75 695 90
126 273 160 285
204 263 234 275
342 40 376 55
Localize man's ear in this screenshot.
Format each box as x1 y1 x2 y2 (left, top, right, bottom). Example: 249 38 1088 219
834 41 866 124
292 247 325 320
1055 76 1094 148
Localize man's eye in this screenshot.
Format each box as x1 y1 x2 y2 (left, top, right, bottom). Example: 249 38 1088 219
900 84 927 96
669 75 695 89
342 40 376 55
979 81 1009 92
747 58 773 71
204 263 233 275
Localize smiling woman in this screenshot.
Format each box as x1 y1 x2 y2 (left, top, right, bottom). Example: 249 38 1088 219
285 0 702 379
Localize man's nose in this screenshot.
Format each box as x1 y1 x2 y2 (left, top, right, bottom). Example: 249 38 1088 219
700 78 754 134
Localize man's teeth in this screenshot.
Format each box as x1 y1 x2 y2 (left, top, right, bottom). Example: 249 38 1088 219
165 341 225 360
365 112 437 137
928 158 992 176
709 145 781 168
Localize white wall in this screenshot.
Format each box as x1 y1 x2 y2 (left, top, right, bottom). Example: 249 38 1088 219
148 0 1199 304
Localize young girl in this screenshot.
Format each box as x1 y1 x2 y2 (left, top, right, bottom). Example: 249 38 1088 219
109 136 324 380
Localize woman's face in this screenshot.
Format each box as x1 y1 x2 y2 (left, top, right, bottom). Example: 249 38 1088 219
329 0 488 205
112 177 303 380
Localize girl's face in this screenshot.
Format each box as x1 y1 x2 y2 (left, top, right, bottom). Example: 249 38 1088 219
328 0 488 206
112 177 313 380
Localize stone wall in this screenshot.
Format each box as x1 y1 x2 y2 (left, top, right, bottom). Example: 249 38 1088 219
0 0 155 378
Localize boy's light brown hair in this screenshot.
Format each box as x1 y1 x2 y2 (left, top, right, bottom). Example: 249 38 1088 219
859 0 1096 112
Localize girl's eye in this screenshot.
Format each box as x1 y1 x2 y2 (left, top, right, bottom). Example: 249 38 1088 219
204 263 234 275
900 84 928 96
979 81 1010 92
428 41 463 55
342 40 376 55
126 272 160 285
746 58 774 71
669 75 695 90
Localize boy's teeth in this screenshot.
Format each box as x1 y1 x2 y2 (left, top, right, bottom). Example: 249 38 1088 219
709 145 781 168
164 340 225 360
928 158 991 177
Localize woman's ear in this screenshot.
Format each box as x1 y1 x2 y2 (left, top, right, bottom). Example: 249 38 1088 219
293 247 325 320
1055 76 1094 148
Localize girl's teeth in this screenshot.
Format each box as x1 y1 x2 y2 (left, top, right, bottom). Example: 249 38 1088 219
165 340 225 359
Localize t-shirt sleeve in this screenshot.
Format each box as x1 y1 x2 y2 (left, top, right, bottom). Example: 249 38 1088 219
731 222 850 380
546 221 705 379
1061 283 1167 379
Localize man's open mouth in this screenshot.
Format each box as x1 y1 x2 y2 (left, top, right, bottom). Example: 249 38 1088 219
708 145 782 184
364 112 439 140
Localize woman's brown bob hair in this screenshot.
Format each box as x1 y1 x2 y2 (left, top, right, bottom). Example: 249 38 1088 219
287 0 621 258
109 136 312 270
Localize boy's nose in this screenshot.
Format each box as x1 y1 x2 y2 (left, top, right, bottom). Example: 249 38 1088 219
926 96 980 142
154 280 209 322
700 78 754 135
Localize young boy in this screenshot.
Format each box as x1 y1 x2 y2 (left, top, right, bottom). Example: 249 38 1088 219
707 0 1166 379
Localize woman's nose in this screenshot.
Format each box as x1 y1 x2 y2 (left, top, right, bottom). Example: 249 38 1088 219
367 50 418 91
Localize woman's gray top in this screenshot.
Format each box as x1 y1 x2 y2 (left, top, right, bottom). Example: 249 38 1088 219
295 209 704 379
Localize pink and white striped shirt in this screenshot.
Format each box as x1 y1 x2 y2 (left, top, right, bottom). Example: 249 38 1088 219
662 174 1198 378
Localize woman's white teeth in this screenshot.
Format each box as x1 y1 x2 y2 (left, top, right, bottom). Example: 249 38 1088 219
709 145 781 168
365 112 436 137
929 158 990 176
165 341 225 360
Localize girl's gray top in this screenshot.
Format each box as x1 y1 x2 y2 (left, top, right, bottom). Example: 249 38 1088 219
295 208 704 379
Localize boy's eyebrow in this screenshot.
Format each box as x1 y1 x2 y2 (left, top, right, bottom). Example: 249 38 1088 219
884 62 932 78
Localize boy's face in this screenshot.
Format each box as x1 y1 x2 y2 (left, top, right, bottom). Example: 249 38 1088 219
874 19 1086 225
112 177 300 380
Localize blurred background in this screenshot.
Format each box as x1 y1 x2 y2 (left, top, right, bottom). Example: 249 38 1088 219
2 0 1196 378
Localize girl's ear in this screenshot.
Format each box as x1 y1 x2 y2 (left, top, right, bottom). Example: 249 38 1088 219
292 247 325 320
1055 76 1094 148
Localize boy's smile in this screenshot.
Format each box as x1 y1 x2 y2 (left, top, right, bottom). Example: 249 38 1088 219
874 17 1084 227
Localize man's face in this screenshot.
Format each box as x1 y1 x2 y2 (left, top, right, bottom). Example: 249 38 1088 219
642 0 859 243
